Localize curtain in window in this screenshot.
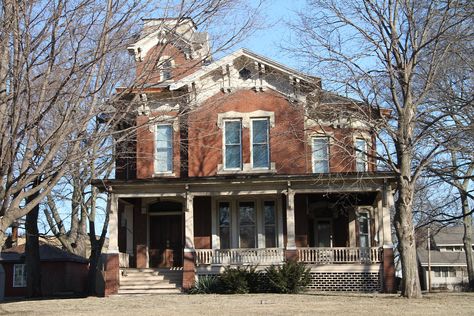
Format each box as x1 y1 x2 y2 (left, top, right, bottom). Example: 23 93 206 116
358 213 370 247
312 137 329 173
224 120 242 169
252 119 269 168
155 125 173 172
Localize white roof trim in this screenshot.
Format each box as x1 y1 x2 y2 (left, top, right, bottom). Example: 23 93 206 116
170 48 315 90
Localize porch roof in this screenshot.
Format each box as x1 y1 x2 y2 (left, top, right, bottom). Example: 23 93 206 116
91 172 396 197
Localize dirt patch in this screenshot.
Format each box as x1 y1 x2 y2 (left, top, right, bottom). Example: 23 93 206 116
1 292 473 315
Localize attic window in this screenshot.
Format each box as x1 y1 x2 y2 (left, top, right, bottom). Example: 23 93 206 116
239 68 251 80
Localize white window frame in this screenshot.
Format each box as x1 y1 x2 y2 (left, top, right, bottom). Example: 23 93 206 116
357 211 371 248
212 197 282 250
312 136 330 173
158 56 174 82
250 118 270 169
223 119 242 170
154 124 173 174
13 263 26 288
355 138 368 172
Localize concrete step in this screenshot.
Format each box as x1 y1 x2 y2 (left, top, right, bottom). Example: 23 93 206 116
119 283 179 290
116 288 182 295
120 274 182 280
120 280 181 286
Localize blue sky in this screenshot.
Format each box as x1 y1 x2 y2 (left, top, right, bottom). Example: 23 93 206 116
235 0 306 71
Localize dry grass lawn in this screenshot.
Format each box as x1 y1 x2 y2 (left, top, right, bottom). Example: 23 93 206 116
1 292 473 315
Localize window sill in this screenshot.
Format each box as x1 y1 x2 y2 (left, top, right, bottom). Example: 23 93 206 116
217 163 276 175
152 172 176 178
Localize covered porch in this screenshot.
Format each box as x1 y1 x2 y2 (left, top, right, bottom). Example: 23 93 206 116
95 173 396 294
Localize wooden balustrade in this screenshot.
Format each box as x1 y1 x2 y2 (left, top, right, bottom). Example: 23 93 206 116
297 247 382 264
195 248 285 265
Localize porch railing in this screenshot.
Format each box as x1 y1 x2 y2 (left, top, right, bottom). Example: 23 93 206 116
195 248 285 266
297 247 382 264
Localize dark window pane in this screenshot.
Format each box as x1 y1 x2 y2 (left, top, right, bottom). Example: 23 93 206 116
264 201 275 225
240 226 256 248
239 202 255 225
265 226 276 248
219 227 230 249
225 121 241 144
252 119 268 143
219 203 230 226
253 144 269 168
225 144 241 168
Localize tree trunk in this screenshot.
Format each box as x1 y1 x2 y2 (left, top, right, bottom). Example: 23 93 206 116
25 201 42 297
87 240 101 296
394 183 422 298
460 193 474 290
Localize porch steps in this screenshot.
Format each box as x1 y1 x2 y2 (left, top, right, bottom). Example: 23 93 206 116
117 268 183 295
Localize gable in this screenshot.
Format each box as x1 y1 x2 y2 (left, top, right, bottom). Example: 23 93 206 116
170 49 320 105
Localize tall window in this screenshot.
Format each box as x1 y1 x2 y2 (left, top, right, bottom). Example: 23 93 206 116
358 213 370 248
239 202 256 248
155 125 173 173
218 202 231 249
355 138 367 172
161 59 173 81
264 201 276 248
224 120 242 169
13 264 26 287
312 137 329 173
251 118 270 169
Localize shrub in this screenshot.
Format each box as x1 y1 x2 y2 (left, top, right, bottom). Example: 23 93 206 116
219 266 250 294
265 261 311 294
189 275 221 294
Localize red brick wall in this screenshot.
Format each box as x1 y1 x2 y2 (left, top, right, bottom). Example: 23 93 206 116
136 44 201 86
188 90 307 176
193 196 212 249
2 261 88 297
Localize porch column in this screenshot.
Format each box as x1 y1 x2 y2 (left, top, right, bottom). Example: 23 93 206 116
183 191 196 290
381 185 395 293
285 188 297 261
104 192 119 296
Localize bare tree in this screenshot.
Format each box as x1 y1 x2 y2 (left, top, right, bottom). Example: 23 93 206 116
286 0 473 297
0 0 263 251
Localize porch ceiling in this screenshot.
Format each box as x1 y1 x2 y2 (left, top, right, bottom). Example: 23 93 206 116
91 172 396 198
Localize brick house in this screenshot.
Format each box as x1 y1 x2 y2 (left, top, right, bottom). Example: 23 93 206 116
92 18 396 295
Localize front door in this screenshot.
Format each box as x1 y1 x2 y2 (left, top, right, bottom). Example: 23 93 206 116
149 215 183 267
315 220 332 247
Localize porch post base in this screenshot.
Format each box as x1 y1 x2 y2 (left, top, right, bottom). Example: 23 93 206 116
285 249 298 262
383 247 395 293
183 250 196 290
104 253 120 296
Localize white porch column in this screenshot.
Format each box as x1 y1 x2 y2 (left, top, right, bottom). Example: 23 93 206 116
107 192 119 254
185 192 195 250
382 186 393 246
286 188 296 250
